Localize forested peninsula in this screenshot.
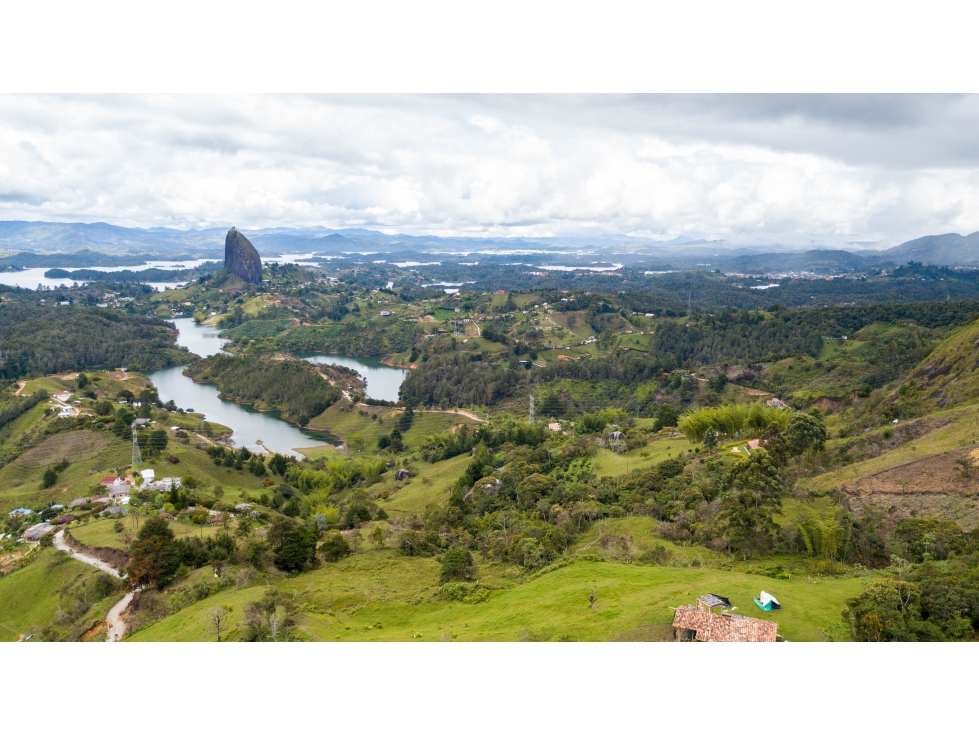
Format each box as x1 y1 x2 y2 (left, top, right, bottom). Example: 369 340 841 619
183 354 342 425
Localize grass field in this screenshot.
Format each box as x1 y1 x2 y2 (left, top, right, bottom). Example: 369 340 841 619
378 453 472 516
126 550 863 642
71 516 223 549
308 400 480 448
592 436 697 478
0 548 105 641
0 431 133 513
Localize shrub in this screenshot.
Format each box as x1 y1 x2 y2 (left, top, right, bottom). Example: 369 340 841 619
320 531 352 563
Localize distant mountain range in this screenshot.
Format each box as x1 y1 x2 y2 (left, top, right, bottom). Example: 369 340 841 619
0 220 977 272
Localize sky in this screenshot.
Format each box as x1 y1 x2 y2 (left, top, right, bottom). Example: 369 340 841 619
2 94 979 249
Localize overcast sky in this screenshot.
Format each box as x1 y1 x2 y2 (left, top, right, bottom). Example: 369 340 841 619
2 94 979 248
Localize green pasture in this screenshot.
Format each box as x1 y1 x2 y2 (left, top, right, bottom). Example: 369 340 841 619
592 436 696 478
126 551 862 642
0 548 105 641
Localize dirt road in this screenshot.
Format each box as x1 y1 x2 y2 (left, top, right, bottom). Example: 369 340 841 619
53 529 123 578
53 529 134 642
105 591 136 642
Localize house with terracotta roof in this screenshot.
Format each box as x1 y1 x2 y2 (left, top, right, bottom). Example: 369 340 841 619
672 605 778 642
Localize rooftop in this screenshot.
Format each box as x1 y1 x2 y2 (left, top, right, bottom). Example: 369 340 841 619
672 606 778 642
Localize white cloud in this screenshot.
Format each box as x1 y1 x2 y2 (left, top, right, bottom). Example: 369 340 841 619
1 94 978 247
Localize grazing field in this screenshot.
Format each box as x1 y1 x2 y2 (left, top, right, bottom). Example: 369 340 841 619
70 516 223 550
592 435 697 478
0 548 105 641
0 432 132 513
127 552 862 642
378 453 472 516
309 400 481 448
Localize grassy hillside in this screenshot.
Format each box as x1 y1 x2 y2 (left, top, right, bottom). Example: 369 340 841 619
71 516 223 549
0 548 107 641
126 552 861 642
308 400 480 448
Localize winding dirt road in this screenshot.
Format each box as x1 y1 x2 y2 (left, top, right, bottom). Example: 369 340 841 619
53 529 133 642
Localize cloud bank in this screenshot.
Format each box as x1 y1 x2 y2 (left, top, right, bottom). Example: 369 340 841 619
1 94 978 248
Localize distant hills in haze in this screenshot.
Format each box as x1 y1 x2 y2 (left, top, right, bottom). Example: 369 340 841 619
0 220 977 273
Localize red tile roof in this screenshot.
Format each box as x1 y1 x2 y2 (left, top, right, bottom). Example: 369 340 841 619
672 606 778 642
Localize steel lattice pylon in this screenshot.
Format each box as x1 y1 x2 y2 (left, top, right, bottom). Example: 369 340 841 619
131 421 142 464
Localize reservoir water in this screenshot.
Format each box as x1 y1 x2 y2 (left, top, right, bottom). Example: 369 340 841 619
0 259 216 291
299 354 407 403
145 318 408 456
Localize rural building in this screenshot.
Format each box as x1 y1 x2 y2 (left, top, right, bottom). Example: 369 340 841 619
235 503 253 512
140 468 156 482
108 480 130 499
672 605 778 642
605 431 626 442
53 514 75 525
68 498 89 509
8 508 33 518
745 439 762 452
21 523 56 542
547 422 562 431
100 476 120 486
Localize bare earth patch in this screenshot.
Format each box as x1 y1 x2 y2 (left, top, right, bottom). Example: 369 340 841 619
840 448 979 529
15 432 112 467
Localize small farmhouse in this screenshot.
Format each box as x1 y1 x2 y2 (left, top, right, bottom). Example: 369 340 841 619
672 605 778 642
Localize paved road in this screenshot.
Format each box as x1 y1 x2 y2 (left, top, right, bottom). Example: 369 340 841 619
53 529 133 641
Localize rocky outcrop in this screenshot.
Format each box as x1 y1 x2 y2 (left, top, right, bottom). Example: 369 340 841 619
224 227 263 284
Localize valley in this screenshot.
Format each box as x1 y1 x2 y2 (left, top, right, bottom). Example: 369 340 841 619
5 229 979 643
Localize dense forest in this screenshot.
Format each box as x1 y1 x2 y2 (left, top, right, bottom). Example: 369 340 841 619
401 300 979 410
0 303 191 378
274 321 418 357
184 354 342 425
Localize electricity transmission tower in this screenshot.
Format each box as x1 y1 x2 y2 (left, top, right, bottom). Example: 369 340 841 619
529 394 535 423
131 420 142 464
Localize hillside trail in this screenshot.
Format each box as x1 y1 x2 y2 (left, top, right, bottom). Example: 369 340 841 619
14 381 25 396
53 529 134 642
419 408 487 423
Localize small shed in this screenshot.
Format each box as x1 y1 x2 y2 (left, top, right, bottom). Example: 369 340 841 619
53 514 76 525
394 468 413 481
672 605 778 642
697 593 733 610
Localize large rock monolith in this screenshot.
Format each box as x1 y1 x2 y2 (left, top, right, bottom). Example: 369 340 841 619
224 227 262 284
